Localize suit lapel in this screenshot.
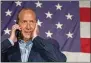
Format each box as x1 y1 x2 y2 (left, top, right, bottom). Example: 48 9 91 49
28 44 39 62
28 44 36 62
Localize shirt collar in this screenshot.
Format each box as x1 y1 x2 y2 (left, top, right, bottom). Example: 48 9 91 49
19 39 33 47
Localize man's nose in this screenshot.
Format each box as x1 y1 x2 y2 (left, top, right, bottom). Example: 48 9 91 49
26 23 31 30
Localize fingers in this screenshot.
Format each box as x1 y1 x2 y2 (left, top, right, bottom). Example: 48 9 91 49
34 23 39 34
36 23 39 34
12 24 21 31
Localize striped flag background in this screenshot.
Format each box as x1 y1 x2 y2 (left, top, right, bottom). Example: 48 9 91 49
62 1 91 62
1 1 91 62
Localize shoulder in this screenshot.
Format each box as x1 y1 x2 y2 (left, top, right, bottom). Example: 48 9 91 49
33 36 60 50
46 38 60 49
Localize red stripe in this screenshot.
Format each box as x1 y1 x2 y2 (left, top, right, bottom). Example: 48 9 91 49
81 38 91 53
80 8 91 22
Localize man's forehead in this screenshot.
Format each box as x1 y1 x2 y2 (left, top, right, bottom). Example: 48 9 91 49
18 8 36 18
19 10 35 16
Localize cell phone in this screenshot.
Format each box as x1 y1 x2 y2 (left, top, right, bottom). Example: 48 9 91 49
15 29 22 40
15 21 22 40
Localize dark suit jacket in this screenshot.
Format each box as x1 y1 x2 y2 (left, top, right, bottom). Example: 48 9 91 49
1 36 67 62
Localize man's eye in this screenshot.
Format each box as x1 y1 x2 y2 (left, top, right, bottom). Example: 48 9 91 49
30 21 35 23
23 21 27 23
31 21 34 23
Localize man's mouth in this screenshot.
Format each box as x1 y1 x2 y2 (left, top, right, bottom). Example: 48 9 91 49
24 31 31 34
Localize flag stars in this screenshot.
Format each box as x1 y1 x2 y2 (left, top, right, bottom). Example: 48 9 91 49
5 9 12 16
55 3 62 10
65 13 73 20
66 31 73 38
15 1 22 6
45 11 53 19
37 19 43 27
35 1 42 8
45 30 53 38
55 22 63 29
4 28 11 35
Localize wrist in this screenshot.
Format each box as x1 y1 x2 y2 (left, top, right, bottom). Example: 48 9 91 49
8 38 14 46
9 37 14 42
9 36 17 43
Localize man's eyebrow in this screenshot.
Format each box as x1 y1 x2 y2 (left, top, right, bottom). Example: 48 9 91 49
29 20 36 21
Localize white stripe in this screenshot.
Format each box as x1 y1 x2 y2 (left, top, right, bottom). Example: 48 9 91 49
62 51 90 62
79 1 90 8
80 22 90 38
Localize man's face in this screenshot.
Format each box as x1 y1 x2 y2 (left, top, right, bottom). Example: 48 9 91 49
19 10 36 40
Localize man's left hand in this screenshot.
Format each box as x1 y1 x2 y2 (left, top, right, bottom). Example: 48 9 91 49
32 23 39 40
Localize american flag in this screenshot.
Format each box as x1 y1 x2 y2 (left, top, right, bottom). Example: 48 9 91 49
1 1 91 62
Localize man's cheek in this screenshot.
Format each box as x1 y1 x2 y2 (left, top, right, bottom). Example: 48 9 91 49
31 26 34 31
32 27 35 31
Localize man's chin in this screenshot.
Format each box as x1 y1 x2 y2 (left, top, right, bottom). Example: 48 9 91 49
25 36 31 39
23 36 32 41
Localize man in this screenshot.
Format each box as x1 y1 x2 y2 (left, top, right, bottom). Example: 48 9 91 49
1 8 67 62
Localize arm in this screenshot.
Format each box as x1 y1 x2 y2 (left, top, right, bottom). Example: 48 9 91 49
1 39 13 62
33 36 67 62
1 24 21 62
1 39 13 53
